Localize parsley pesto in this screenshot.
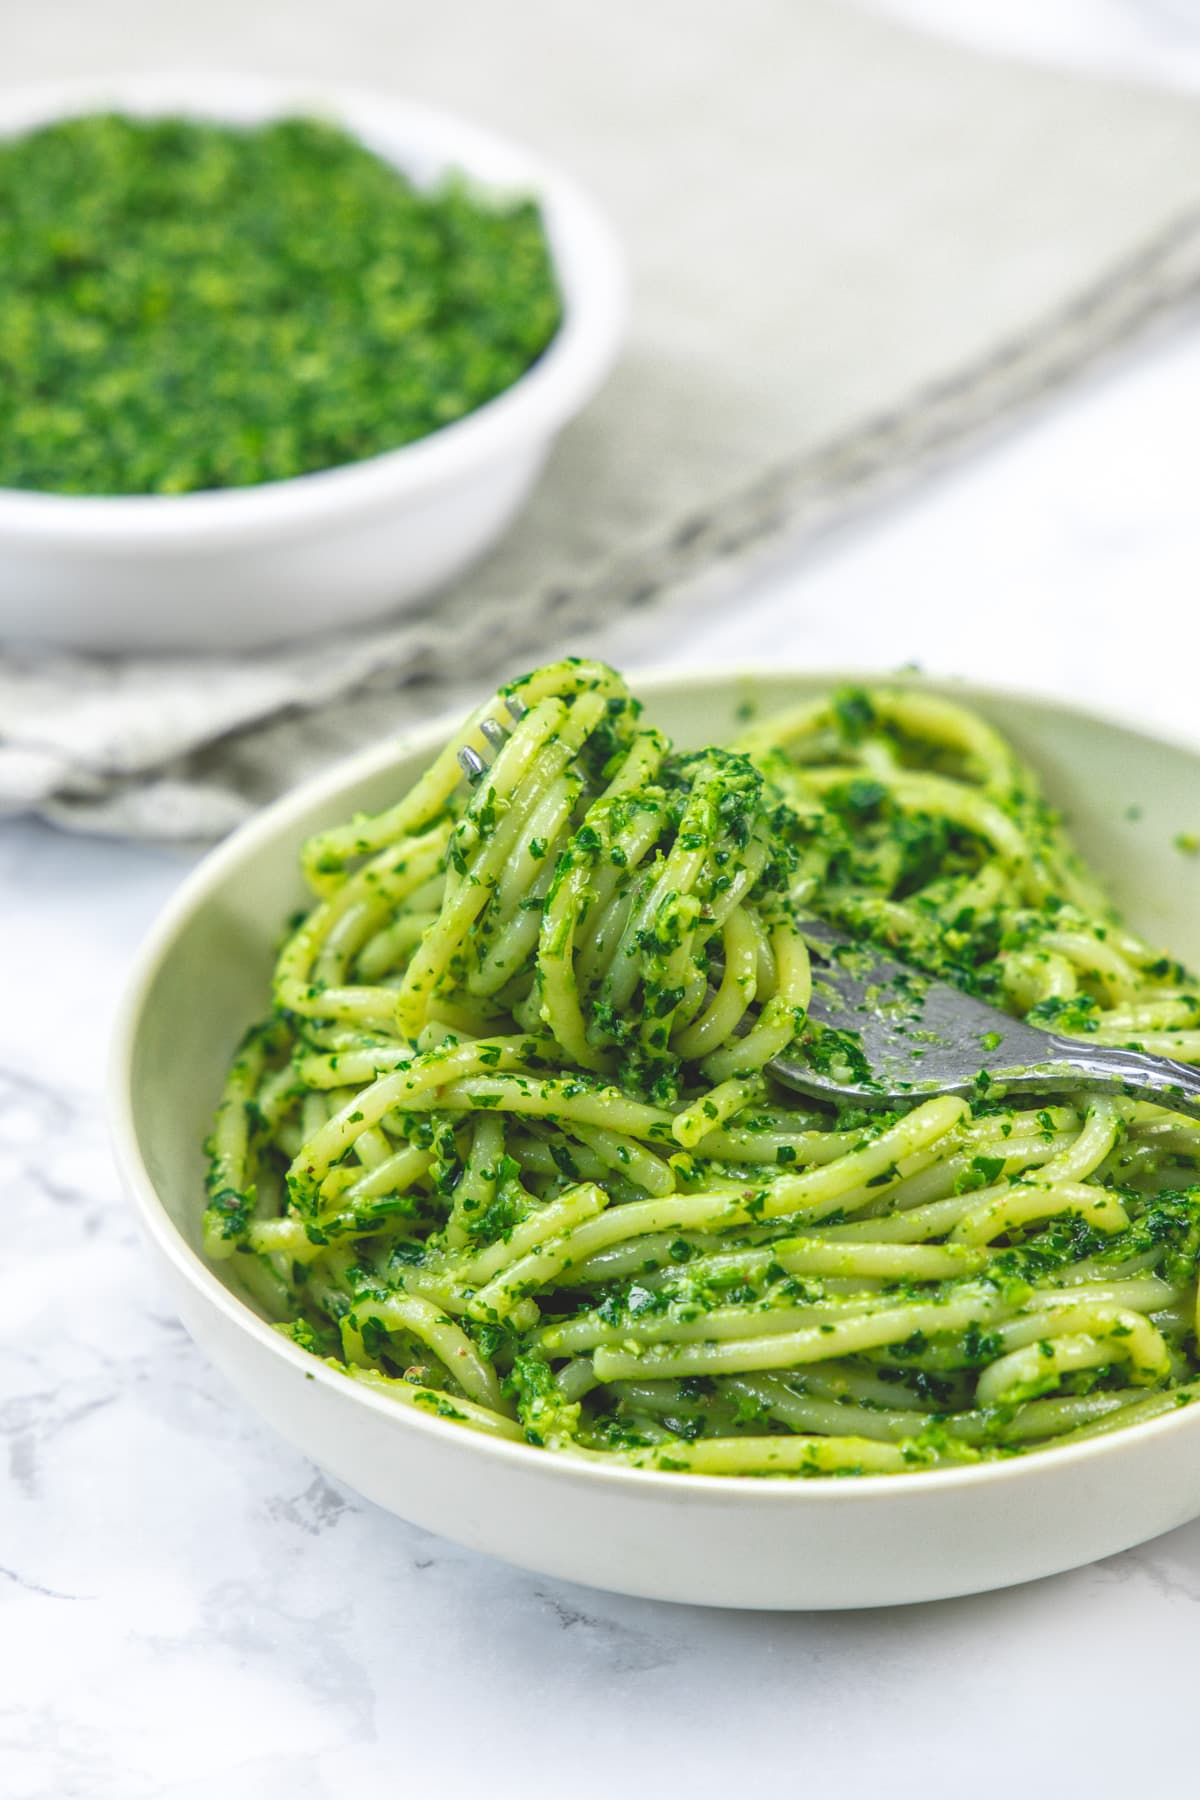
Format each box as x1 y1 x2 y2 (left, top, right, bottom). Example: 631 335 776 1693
0 113 561 495
205 661 1200 1477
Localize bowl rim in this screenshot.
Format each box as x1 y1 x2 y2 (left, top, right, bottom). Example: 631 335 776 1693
0 71 627 544
109 663 1200 1507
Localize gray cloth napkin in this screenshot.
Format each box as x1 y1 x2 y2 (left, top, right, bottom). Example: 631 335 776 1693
6 0 1200 838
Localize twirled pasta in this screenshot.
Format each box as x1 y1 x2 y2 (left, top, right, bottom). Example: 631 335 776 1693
205 662 1200 1476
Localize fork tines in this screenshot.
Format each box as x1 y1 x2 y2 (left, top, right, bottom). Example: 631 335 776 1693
457 695 528 784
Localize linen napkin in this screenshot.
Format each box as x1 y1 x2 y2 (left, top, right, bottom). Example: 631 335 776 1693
5 0 1200 838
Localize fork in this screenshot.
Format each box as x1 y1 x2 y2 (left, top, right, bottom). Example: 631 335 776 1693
458 696 527 785
774 916 1200 1119
459 711 1200 1119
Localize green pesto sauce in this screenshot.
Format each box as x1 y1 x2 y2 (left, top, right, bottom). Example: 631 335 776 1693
0 113 562 495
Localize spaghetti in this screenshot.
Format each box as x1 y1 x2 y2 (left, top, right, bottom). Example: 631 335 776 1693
204 661 1200 1476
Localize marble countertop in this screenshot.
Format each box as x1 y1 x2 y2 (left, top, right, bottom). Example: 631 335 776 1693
7 12 1200 1799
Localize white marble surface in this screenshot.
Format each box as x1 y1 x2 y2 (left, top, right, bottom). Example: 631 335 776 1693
8 10 1200 1798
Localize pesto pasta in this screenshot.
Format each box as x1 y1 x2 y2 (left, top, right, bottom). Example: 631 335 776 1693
204 660 1200 1477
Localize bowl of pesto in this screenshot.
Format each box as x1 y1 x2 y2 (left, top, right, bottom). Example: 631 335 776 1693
111 662 1200 1609
0 75 625 651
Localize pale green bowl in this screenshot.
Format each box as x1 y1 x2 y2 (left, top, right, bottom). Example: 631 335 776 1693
109 670 1200 1609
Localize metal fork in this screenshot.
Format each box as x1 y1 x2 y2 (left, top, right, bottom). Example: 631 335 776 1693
773 917 1200 1118
457 697 526 785
459 713 1200 1118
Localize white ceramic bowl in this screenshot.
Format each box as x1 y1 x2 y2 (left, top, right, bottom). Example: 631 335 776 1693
0 74 626 654
110 670 1200 1609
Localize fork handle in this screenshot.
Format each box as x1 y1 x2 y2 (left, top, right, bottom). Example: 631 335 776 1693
1002 1034 1200 1122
